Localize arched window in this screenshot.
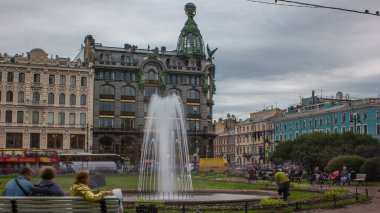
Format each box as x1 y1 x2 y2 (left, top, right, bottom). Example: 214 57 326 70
48 93 54 104
80 95 87 105
188 89 200 99
59 93 65 104
168 88 181 97
99 84 115 99
32 92 40 102
121 86 135 100
17 91 24 103
70 94 76 105
146 69 158 80
6 91 13 102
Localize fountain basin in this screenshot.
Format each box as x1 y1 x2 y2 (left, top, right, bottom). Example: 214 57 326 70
123 189 276 204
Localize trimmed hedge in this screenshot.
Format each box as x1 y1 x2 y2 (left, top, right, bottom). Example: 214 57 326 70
360 157 380 181
326 155 365 172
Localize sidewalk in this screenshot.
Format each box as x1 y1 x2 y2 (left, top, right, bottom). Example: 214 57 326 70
316 186 380 213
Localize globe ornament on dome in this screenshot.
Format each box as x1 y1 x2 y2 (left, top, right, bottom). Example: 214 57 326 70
185 3 196 18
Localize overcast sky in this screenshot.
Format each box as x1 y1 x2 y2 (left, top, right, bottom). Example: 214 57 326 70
1 0 379 120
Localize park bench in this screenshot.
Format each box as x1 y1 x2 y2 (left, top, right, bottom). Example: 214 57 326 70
352 173 367 186
0 196 121 213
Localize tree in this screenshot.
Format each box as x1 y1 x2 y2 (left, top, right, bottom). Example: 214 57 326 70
270 132 380 174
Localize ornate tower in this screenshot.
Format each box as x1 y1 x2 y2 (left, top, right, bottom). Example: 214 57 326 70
176 3 205 59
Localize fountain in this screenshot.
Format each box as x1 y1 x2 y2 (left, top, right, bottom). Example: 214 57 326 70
138 94 193 200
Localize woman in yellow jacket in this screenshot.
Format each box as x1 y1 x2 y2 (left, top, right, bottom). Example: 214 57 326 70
69 171 112 201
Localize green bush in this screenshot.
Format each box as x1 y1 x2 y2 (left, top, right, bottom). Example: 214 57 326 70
260 198 285 206
290 183 312 190
323 188 349 199
360 157 380 181
326 155 365 172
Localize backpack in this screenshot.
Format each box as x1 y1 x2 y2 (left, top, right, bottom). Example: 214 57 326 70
31 183 53 196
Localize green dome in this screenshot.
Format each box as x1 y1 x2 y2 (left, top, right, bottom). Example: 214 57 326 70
177 3 205 59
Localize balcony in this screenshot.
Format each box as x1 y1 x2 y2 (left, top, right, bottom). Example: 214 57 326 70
120 111 135 117
187 114 201 119
99 94 115 100
121 96 135 101
93 127 138 133
243 153 252 158
187 99 200 104
31 82 42 88
145 80 159 85
99 111 114 116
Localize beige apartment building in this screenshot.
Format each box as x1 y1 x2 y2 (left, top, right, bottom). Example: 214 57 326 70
235 108 280 166
213 114 237 163
0 49 93 152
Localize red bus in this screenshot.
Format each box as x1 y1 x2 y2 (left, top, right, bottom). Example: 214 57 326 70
0 149 60 175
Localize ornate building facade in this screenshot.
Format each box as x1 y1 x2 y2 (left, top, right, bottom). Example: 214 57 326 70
0 49 93 152
76 3 216 164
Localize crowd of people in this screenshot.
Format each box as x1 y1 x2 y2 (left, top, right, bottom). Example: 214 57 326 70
3 166 113 201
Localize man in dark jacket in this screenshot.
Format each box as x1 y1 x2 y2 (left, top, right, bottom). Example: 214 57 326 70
33 166 65 196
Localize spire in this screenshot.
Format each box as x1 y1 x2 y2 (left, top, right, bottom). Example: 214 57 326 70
176 3 205 59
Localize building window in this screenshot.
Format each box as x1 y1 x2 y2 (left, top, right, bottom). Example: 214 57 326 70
99 101 115 115
144 87 158 97
33 74 40 83
99 84 115 99
146 69 158 80
70 134 85 149
6 91 13 102
59 93 65 104
16 111 24 123
363 124 368 135
326 128 330 133
47 112 54 124
80 95 86 105
70 94 76 105
309 119 312 127
187 120 200 131
99 118 114 128
80 113 86 125
121 119 134 130
356 126 361 134
168 88 181 96
32 92 40 103
60 75 66 85
81 77 87 86
30 133 40 148
0 72 2 81
350 126 354 132
6 133 22 148
49 74 55 84
363 111 367 120
17 91 24 103
70 76 76 86
377 124 380 135
18 73 25 83
58 112 65 125
121 86 135 99
295 132 299 138
7 72 14 82
342 126 346 133
121 102 135 113
377 111 380 119
6 111 12 123
326 115 330 125
189 76 200 85
47 134 63 149
342 113 346 123
69 113 76 125
48 93 54 104
188 89 200 99
32 111 39 124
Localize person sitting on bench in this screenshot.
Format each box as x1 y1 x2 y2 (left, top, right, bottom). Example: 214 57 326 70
4 167 33 196
32 166 65 196
69 171 113 201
